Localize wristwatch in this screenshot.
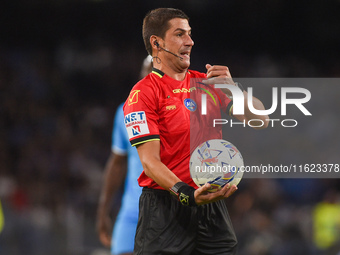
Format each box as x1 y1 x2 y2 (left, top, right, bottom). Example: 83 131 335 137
169 182 197 207
169 182 186 196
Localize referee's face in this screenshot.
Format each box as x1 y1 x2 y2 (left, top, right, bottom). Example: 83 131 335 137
163 18 194 70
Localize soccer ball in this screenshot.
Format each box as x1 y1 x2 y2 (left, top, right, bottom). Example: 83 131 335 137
189 139 244 192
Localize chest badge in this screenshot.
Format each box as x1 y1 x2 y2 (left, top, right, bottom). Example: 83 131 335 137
184 98 197 112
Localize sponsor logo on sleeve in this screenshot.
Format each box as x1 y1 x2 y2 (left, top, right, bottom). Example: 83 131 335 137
124 111 150 138
128 90 141 105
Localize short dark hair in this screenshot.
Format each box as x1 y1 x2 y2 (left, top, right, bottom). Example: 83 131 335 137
142 8 189 55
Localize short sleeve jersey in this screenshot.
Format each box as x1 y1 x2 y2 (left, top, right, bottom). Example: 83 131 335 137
112 103 143 211
123 68 232 189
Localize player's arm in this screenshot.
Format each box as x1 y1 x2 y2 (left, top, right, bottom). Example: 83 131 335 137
96 152 127 247
136 140 181 189
205 64 269 129
136 140 238 206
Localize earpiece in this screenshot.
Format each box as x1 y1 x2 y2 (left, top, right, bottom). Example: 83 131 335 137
153 40 183 61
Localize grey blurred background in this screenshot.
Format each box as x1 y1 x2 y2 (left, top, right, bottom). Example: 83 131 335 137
0 0 340 254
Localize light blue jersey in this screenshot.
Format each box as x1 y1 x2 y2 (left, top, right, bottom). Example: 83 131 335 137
111 103 143 255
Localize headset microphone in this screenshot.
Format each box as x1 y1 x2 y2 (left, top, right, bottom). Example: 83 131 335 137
154 41 183 60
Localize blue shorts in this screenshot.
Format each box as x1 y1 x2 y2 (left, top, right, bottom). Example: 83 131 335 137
111 208 139 255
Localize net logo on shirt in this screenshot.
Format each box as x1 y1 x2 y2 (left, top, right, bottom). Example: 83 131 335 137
132 125 141 135
125 111 150 138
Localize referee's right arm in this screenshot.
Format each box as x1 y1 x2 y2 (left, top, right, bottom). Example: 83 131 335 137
136 140 238 205
136 140 181 190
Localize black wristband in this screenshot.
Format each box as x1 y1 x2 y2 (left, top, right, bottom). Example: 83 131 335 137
169 182 197 207
235 82 245 92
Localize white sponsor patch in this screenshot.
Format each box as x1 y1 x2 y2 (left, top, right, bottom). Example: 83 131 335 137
124 111 150 139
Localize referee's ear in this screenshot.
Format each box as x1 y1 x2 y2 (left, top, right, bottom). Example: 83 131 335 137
150 36 160 55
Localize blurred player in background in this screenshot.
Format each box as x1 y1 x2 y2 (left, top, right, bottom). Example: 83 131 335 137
96 56 152 255
123 8 268 254
0 200 4 233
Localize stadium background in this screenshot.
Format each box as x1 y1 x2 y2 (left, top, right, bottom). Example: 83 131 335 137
0 0 340 254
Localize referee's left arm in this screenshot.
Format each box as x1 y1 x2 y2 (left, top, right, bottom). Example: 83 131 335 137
205 64 269 129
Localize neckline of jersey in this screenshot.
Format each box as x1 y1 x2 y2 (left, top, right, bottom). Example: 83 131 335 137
151 67 192 87
151 67 165 78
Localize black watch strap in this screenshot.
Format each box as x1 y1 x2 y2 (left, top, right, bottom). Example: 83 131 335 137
169 182 197 207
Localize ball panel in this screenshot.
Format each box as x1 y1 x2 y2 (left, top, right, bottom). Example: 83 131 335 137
189 139 244 192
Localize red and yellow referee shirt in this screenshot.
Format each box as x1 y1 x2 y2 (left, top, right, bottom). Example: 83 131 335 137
123 68 233 189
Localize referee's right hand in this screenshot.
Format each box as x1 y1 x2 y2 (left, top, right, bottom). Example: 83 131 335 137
194 183 238 205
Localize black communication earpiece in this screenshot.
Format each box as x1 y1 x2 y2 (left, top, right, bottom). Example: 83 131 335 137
153 40 183 60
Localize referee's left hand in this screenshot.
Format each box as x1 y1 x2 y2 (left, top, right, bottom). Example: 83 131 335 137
194 183 238 205
204 64 237 96
204 64 235 84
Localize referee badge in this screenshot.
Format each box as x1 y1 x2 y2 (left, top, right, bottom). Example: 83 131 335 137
184 98 197 112
128 90 141 105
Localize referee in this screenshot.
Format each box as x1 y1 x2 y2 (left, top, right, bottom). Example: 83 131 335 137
123 8 268 255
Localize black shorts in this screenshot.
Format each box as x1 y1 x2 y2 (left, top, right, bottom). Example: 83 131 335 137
134 188 238 255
